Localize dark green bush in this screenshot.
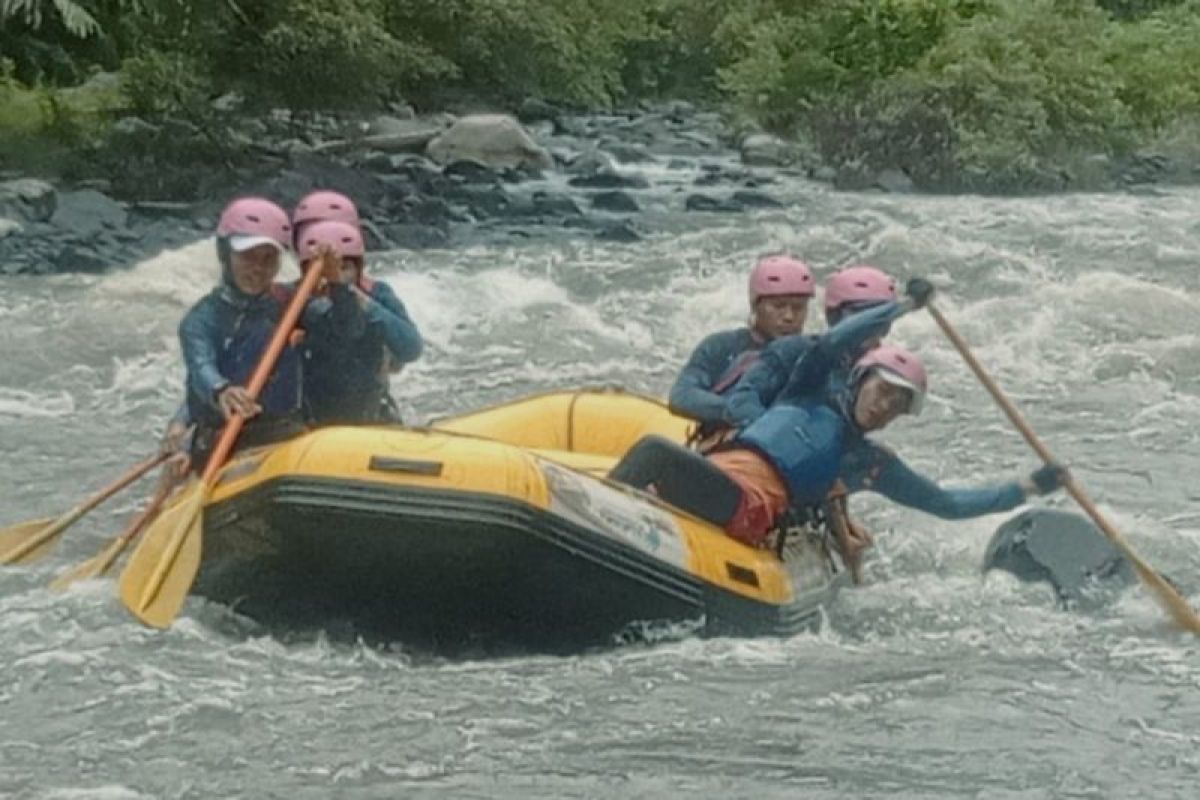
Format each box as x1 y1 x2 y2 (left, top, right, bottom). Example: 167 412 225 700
1105 0 1200 130
916 0 1133 182
3 0 1200 192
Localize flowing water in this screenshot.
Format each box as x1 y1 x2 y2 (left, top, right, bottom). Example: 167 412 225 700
2 165 1199 798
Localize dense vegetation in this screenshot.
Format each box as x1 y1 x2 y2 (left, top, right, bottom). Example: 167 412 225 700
2 0 1198 192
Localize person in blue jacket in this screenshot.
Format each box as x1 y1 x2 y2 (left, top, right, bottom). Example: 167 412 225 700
175 196 358 473
726 264 899 427
610 283 1068 549
293 218 423 424
670 255 815 452
291 190 423 424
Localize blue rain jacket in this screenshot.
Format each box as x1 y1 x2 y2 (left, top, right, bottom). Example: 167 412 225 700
304 278 423 424
726 301 902 426
669 327 763 425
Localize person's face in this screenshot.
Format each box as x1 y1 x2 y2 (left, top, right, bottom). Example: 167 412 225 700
301 252 362 286
853 372 912 431
230 244 282 295
755 295 810 339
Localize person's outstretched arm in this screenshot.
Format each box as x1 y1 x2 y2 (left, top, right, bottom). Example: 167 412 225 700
842 441 1066 520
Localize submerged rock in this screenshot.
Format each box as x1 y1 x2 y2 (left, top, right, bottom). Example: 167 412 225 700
983 508 1134 607
591 191 640 213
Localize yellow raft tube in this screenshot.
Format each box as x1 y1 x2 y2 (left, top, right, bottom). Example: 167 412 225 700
195 389 845 650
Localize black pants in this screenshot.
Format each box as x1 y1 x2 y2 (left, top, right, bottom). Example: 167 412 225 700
191 412 307 474
608 435 742 527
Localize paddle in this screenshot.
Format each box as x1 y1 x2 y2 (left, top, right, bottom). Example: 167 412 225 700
118 256 327 628
926 302 1200 634
49 480 175 590
0 452 167 566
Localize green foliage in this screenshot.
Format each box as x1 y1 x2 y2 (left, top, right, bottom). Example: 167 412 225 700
0 71 116 175
2 0 1200 192
222 0 451 111
914 0 1133 186
715 0 980 130
1105 0 1200 129
384 0 646 106
120 49 211 123
1095 0 1189 18
616 0 733 98
1 0 101 37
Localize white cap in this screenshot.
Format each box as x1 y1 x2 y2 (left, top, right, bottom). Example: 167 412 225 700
229 234 285 253
874 368 925 415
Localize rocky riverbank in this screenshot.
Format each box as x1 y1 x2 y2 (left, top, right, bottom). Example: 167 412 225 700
0 99 1191 276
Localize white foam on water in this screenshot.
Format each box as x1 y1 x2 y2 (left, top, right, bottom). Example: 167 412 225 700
0 387 76 418
37 787 152 800
91 237 219 310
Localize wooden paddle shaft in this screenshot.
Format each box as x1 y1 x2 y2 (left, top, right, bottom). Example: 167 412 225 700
72 453 168 520
199 263 326 485
927 303 1200 633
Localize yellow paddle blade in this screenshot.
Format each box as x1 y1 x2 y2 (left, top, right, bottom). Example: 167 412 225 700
52 484 175 592
0 516 66 565
118 485 205 628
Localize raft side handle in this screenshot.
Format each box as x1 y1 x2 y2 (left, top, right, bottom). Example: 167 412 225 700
368 456 444 476
726 562 761 588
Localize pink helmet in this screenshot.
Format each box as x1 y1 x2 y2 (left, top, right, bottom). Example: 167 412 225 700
852 345 928 415
292 190 360 228
216 197 291 252
748 255 815 305
824 265 897 312
297 220 365 262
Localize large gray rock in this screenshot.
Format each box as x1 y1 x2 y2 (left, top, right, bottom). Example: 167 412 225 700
426 114 554 171
368 114 426 137
0 179 57 223
591 191 640 213
517 97 559 124
740 133 792 167
875 168 915 193
0 218 21 240
51 243 110 273
314 122 443 156
51 190 128 236
564 148 617 176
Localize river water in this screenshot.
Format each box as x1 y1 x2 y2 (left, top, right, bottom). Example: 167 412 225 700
2 165 1199 798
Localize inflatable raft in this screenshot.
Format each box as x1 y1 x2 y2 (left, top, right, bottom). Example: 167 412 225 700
192 389 847 650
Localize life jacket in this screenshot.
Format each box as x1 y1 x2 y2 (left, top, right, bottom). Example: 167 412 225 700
303 280 390 424
736 402 846 506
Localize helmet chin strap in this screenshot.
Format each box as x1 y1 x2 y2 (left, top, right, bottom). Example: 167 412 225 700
748 311 768 342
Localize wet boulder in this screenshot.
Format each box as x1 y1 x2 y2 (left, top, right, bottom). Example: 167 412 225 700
0 178 57 223
740 133 792 167
0 218 21 240
426 114 554 171
50 190 128 237
983 508 1134 607
591 191 640 213
685 193 743 213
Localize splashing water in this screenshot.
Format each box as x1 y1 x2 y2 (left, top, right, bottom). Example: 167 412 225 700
3 179 1200 797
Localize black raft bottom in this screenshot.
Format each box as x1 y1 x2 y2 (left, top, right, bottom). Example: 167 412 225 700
196 478 712 655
